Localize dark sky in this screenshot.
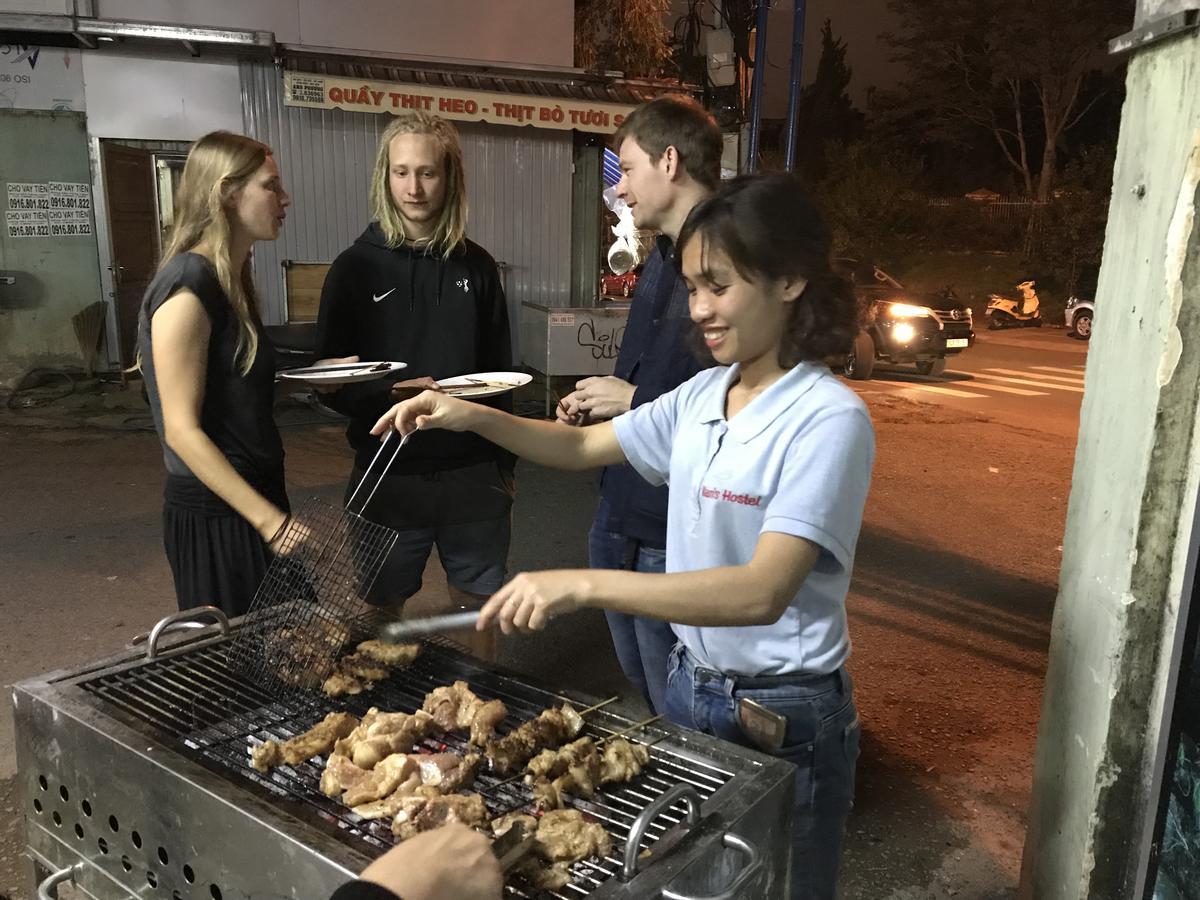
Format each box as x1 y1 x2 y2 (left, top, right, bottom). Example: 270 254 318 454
668 0 905 116
760 0 903 115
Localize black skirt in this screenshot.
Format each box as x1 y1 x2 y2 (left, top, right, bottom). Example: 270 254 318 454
162 473 289 618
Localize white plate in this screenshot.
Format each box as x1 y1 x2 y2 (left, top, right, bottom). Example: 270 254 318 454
278 361 408 385
437 371 533 399
945 338 970 349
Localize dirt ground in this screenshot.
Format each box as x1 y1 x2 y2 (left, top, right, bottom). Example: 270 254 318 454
0 383 1072 899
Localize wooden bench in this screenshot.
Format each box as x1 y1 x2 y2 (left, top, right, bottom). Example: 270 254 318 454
283 260 331 322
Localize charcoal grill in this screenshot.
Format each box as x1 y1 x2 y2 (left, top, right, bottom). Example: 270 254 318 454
14 611 795 900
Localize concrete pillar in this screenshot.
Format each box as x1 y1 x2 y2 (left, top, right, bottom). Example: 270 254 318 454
1019 6 1200 897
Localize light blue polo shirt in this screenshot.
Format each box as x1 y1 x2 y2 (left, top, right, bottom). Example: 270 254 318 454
611 362 875 676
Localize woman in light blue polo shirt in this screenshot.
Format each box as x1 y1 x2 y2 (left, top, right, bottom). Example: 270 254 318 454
373 174 873 899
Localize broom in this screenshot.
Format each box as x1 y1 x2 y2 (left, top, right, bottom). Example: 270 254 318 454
71 301 107 377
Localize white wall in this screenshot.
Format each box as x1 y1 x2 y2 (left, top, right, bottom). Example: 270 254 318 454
84 0 575 68
80 50 241 139
1 0 575 66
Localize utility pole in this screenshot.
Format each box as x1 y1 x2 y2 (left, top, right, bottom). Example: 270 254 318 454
1019 2 1200 897
782 0 807 172
743 0 771 172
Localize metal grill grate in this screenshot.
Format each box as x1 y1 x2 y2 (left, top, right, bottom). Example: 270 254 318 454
80 638 735 899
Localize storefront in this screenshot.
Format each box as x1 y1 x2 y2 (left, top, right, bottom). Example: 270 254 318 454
1 4 677 384
239 56 667 372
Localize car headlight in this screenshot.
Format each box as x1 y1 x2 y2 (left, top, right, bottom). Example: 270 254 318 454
1066 296 1079 309
888 302 933 318
892 323 916 343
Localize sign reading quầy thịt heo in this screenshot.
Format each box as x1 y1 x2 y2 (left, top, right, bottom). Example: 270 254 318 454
283 71 636 135
6 181 92 237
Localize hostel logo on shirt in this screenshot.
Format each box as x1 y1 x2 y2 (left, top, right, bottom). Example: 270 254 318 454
701 486 763 507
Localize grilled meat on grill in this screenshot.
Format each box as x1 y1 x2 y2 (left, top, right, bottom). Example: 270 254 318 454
335 653 391 681
525 736 596 779
250 711 359 772
526 737 652 809
512 857 573 891
353 783 441 820
320 652 394 697
391 792 489 840
422 681 508 745
266 620 353 687
487 704 584 774
318 641 421 697
530 763 599 811
526 858 578 890
320 753 371 798
333 708 439 769
355 640 421 666
492 808 613 888
322 671 368 697
601 738 651 782
350 754 481 819
417 751 483 792
342 752 420 807
491 811 538 838
535 809 613 863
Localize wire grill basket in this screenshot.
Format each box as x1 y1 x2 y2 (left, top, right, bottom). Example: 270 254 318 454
225 432 410 700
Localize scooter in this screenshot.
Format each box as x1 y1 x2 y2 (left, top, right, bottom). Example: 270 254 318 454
986 280 1042 329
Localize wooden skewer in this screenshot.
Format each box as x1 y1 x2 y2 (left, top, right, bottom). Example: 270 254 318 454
595 714 664 745
487 770 529 791
571 695 620 716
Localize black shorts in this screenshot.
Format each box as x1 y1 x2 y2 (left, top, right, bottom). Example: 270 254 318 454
346 460 516 605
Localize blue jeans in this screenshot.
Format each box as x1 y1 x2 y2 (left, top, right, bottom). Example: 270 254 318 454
665 645 860 900
588 512 674 715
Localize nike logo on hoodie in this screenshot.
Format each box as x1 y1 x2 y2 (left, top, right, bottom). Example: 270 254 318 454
373 288 396 303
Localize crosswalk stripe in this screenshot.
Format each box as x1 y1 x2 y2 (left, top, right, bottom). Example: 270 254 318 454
1032 366 1087 376
897 383 989 399
969 372 1085 393
947 380 1045 396
985 367 1085 385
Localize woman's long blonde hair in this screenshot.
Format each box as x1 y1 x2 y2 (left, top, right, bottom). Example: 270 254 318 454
159 131 271 375
369 112 467 257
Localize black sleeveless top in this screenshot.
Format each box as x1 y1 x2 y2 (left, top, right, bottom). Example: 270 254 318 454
138 252 285 510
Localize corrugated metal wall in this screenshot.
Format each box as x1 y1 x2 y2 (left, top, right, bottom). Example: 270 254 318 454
239 61 573 360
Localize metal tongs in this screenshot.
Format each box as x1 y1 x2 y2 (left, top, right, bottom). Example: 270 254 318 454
345 429 412 520
377 610 482 643
490 820 537 873
356 430 486 645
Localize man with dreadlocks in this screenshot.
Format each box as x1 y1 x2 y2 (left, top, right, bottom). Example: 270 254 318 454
315 113 513 658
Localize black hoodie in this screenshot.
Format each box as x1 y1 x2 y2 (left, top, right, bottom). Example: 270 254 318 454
314 222 514 475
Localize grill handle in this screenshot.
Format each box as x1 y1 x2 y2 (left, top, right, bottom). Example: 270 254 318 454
622 783 702 879
142 607 231 660
37 863 82 900
659 832 763 900
621 783 764 900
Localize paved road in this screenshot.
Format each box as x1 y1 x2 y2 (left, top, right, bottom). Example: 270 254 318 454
835 326 1086 897
847 328 1089 439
